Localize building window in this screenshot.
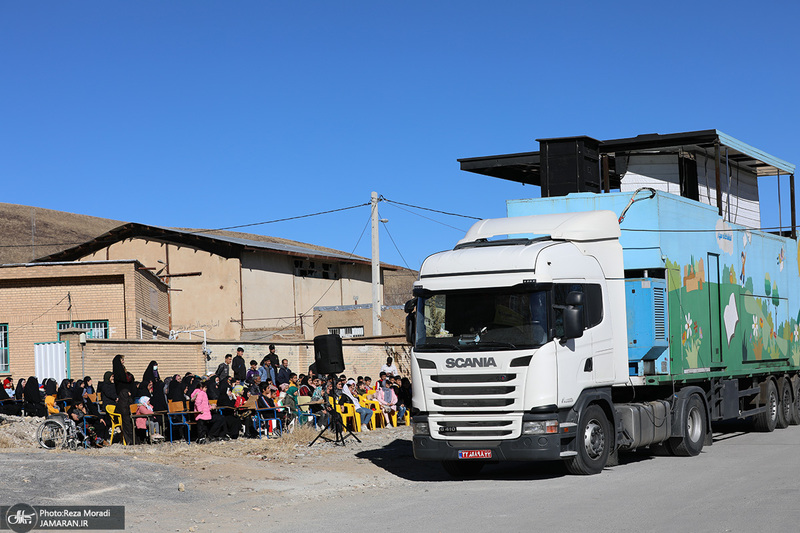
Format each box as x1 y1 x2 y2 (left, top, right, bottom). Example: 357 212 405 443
0 324 8 373
294 259 339 280
57 320 110 340
328 326 364 339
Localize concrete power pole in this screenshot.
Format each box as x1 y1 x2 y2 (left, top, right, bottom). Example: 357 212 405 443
371 191 382 336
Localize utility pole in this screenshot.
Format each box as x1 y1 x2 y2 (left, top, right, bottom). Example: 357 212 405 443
371 191 382 336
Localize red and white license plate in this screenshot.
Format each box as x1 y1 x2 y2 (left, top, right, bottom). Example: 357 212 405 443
458 449 492 459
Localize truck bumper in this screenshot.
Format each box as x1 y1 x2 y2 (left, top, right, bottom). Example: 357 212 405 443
412 412 572 462
413 433 564 462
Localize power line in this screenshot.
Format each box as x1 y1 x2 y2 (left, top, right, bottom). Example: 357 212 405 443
380 196 482 220
382 201 468 232
381 219 412 270
191 202 370 233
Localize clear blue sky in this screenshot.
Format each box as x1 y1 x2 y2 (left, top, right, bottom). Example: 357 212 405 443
2 1 799 270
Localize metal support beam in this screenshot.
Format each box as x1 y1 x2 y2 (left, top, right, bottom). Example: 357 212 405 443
714 140 723 217
601 154 610 193
791 174 797 240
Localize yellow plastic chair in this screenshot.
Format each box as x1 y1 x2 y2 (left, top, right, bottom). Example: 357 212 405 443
105 404 125 445
331 398 360 432
361 395 384 429
391 409 411 427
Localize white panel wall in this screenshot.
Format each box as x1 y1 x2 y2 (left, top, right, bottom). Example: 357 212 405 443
620 153 761 228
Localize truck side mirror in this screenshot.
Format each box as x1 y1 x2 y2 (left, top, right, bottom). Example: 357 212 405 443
562 291 585 340
405 298 416 345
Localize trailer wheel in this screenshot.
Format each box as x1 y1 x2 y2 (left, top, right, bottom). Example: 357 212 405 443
442 460 485 479
565 404 610 475
666 394 706 457
777 380 792 429
753 380 778 432
790 380 800 426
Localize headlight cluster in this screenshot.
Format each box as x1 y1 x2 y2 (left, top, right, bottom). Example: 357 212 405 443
522 420 558 435
412 421 430 436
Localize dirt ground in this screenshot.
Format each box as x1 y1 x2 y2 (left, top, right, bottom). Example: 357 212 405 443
0 414 443 531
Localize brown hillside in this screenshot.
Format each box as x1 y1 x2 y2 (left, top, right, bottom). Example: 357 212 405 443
0 203 123 265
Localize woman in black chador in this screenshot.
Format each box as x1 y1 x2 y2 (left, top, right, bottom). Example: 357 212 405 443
23 376 45 417
112 354 135 444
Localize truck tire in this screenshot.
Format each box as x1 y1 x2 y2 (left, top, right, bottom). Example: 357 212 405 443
442 460 485 479
665 394 706 457
790 380 800 426
565 404 610 475
777 380 792 429
753 380 778 432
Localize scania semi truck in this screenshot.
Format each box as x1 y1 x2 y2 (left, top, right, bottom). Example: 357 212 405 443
406 132 800 476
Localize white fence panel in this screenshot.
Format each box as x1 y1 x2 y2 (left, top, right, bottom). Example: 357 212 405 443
34 342 68 382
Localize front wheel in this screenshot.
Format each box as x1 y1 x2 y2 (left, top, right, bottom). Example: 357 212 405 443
565 404 611 475
37 420 67 450
665 394 706 456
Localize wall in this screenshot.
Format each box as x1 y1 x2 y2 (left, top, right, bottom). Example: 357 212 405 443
312 306 406 338
205 337 411 380
60 332 206 381
0 262 168 379
621 153 761 229
83 238 242 340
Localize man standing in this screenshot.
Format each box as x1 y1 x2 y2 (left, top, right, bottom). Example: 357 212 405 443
276 359 293 386
232 346 247 382
216 354 232 381
381 356 398 377
266 344 279 375
258 358 274 385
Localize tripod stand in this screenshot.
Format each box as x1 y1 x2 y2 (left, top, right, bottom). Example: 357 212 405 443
308 393 361 447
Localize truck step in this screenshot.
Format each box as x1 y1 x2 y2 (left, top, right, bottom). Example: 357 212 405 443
738 387 760 397
738 406 766 418
559 451 577 457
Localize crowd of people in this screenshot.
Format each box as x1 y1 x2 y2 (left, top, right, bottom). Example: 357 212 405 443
0 346 413 448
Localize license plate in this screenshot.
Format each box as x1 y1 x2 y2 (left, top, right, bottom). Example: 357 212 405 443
458 449 492 459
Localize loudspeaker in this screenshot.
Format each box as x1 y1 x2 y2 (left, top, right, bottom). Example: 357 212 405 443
314 334 345 374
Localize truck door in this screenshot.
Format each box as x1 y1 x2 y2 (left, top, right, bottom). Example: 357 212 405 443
707 253 722 364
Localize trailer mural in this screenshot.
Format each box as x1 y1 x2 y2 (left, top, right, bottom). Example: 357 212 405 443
507 190 800 378
664 216 799 374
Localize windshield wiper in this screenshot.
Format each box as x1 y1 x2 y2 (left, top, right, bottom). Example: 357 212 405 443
474 341 518 349
416 343 461 352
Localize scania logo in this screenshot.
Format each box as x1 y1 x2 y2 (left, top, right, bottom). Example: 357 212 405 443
445 357 497 369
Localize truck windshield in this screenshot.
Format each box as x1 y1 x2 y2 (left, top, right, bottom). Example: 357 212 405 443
415 289 548 351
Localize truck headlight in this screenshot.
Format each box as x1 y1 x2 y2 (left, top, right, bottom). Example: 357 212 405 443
412 421 430 436
522 420 558 435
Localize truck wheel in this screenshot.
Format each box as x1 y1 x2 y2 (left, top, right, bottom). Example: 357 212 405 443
565 404 610 475
442 460 485 479
665 394 706 457
753 380 778 432
790 380 800 426
777 380 792 429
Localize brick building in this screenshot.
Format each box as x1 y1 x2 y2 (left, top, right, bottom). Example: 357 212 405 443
0 261 169 380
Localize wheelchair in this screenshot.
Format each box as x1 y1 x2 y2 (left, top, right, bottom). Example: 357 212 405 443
36 414 83 450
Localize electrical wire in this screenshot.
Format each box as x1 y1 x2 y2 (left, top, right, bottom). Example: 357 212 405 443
190 202 370 234
381 201 467 232
9 294 70 332
381 219 412 270
380 196 482 220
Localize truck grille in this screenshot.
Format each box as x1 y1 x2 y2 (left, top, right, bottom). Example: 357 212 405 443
430 415 522 439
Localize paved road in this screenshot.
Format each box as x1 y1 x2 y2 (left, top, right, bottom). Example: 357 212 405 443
2 422 799 532
272 423 800 533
